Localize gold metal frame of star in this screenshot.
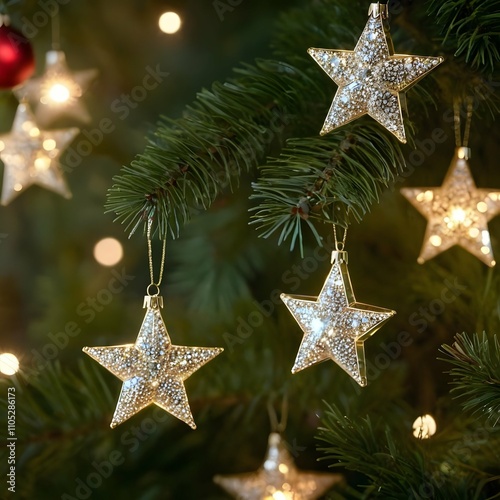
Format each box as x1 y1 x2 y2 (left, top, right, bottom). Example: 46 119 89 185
281 251 395 386
83 295 223 429
308 3 443 143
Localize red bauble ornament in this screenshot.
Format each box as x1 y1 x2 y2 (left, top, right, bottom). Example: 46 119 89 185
0 16 35 89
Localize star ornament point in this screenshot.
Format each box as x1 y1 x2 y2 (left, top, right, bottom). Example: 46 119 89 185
309 11 443 142
281 252 395 386
214 432 342 499
401 147 500 267
83 297 223 429
0 103 79 206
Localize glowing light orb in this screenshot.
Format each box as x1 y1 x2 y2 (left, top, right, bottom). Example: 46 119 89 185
412 414 437 439
48 83 71 103
93 237 123 267
159 12 182 34
0 353 19 375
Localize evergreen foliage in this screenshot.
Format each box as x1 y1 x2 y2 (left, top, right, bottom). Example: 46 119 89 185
2 0 500 498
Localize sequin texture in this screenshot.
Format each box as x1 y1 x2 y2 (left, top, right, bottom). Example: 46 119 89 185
83 298 223 429
281 252 395 386
308 13 443 142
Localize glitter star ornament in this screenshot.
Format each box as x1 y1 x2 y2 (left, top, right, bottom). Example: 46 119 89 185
83 295 223 429
15 50 97 126
281 251 395 386
308 3 443 142
214 432 342 499
401 147 500 267
0 102 79 206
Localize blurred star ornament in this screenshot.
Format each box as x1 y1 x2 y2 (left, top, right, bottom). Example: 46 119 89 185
15 50 97 125
0 102 79 205
281 247 395 386
0 15 35 88
214 433 341 499
83 232 223 429
401 147 500 267
308 3 443 142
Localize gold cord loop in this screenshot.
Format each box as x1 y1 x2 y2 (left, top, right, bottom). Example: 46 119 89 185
147 219 166 295
333 207 350 251
453 97 474 148
267 392 289 433
52 8 60 50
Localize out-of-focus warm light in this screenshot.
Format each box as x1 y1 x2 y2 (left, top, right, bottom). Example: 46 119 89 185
477 201 488 213
159 11 182 34
429 235 442 247
272 492 287 500
450 207 466 223
43 139 56 151
412 414 437 439
94 237 123 267
0 353 19 375
278 463 289 474
48 83 71 103
34 157 51 171
40 76 82 106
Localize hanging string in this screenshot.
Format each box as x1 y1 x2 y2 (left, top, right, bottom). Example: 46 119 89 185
52 8 61 50
333 207 350 251
453 97 474 148
0 0 21 17
146 219 166 296
267 392 289 433
463 97 473 148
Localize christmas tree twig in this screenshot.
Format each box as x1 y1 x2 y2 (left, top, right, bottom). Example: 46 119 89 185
441 332 500 425
427 0 500 72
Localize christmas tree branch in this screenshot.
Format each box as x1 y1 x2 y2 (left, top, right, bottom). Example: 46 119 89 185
317 403 496 499
441 333 500 425
106 59 319 239
106 0 441 243
106 0 500 245
250 121 405 250
427 0 500 72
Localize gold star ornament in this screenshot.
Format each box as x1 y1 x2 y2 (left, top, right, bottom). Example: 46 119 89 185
0 102 79 206
281 251 395 386
214 432 342 499
401 147 500 267
15 50 97 126
83 296 223 429
308 3 443 142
